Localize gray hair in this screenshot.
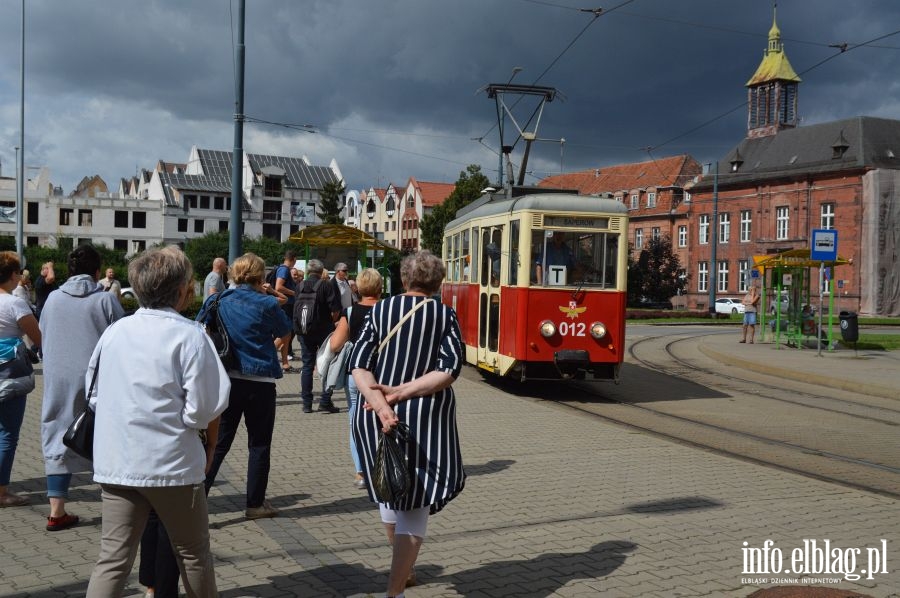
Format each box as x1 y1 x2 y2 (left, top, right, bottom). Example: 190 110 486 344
128 246 194 309
306 258 324 276
400 251 445 295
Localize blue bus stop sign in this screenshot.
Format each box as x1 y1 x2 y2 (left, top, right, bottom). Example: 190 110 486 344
810 229 838 262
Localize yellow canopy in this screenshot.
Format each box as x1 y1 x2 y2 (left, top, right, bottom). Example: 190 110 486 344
754 248 849 270
287 224 398 252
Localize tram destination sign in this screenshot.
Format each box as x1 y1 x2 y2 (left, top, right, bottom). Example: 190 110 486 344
544 216 610 229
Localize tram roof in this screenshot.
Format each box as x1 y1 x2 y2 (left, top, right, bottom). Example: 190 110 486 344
447 190 627 230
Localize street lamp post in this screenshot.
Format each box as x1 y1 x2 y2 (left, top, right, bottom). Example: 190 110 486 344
708 162 719 314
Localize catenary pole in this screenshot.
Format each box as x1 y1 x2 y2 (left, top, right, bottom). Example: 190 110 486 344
17 0 25 265
229 0 246 263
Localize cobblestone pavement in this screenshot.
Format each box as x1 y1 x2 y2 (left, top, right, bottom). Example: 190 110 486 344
1 334 898 598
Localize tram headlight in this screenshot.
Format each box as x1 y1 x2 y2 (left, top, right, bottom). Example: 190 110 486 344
590 321 607 339
539 320 557 338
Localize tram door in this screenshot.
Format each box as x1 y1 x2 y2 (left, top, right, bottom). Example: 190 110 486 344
478 226 503 368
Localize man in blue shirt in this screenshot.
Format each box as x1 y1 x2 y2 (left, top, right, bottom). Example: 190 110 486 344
535 232 575 285
274 251 297 372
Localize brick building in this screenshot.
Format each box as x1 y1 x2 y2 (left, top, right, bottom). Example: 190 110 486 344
539 154 703 278
687 15 900 316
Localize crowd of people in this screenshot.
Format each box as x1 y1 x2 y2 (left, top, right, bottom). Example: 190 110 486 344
0 244 465 598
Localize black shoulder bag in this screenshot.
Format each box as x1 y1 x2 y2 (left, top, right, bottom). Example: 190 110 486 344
62 360 99 461
202 292 238 371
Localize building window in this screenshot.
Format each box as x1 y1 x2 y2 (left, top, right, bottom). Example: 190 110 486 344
739 260 749 292
407 196 415 208
699 214 710 244
646 192 656 208
133 240 146 254
178 219 188 232
719 213 730 244
200 195 210 210
114 211 128 228
27 236 38 246
630 194 638 210
264 177 283 197
678 225 687 247
820 203 835 229
133 212 147 229
27 202 39 225
59 208 74 226
194 219 204 233
740 210 751 242
78 209 93 227
698 262 708 292
214 196 225 210
366 199 376 218
776 206 789 240
717 261 729 292
651 227 660 240
219 220 228 232
385 196 396 217
635 228 643 250
114 239 128 251
187 195 198 209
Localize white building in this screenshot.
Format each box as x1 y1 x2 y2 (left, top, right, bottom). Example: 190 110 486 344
0 146 343 255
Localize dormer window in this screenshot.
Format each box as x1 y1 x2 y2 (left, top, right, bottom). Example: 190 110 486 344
730 149 744 172
385 196 396 217
366 199 376 218
831 130 850 159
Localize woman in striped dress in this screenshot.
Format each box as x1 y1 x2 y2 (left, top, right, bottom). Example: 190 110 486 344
351 251 465 598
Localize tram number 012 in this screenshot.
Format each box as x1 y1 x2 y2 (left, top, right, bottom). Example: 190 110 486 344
558 321 586 337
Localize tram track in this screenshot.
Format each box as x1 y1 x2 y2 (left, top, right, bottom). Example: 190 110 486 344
629 333 900 424
547 330 900 499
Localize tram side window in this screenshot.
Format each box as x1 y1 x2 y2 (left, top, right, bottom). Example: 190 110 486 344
470 226 479 283
444 236 453 280
481 227 502 288
462 229 470 281
509 220 519 286
452 233 460 281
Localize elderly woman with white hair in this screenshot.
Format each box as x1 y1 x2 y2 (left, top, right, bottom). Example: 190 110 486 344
85 246 230 598
351 251 466 598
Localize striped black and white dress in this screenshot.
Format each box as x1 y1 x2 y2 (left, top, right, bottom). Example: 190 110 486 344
350 294 465 514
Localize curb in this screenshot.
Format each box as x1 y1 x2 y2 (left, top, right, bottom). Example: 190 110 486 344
698 342 897 400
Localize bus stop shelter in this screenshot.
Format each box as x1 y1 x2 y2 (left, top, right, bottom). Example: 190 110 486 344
287 224 399 288
753 249 850 350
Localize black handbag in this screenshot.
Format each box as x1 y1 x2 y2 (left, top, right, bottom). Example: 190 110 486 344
203 293 238 371
62 360 99 460
372 422 411 503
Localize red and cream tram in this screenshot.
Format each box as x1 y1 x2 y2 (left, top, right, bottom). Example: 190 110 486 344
441 188 629 382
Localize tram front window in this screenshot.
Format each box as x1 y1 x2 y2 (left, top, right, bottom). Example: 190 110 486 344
531 230 618 287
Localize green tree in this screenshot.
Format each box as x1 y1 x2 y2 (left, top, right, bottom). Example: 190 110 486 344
184 231 230 277
317 180 346 225
243 235 288 267
419 164 491 254
628 235 686 304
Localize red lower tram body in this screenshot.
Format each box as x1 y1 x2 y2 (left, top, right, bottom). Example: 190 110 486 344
442 282 626 382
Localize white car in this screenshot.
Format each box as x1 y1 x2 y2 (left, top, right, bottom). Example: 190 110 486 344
714 298 745 314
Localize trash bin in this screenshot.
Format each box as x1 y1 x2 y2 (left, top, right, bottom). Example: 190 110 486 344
839 311 859 342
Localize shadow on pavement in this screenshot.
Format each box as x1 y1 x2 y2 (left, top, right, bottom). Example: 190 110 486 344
218 540 638 598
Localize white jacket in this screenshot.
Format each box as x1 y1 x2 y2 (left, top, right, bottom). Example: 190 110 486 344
88 308 230 487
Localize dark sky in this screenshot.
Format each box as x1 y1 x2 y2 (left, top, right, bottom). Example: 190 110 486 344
1 0 898 193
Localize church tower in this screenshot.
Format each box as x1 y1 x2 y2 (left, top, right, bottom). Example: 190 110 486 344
745 7 801 138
